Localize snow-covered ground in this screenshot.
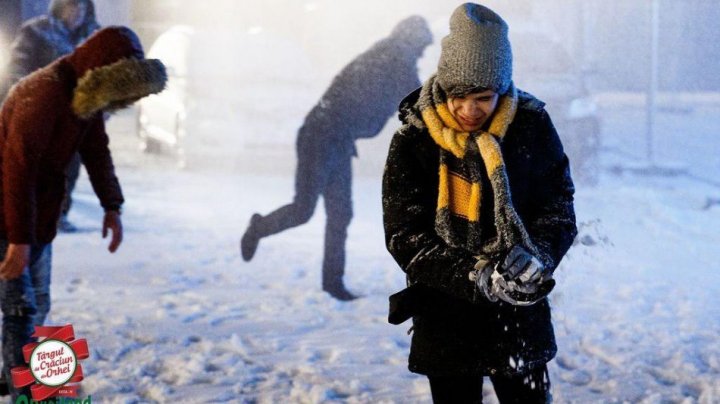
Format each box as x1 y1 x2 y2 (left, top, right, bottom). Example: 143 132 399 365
44 102 720 403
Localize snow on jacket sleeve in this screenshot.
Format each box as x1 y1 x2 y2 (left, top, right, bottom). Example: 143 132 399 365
525 110 578 272
2 92 56 244
78 116 124 211
382 124 478 303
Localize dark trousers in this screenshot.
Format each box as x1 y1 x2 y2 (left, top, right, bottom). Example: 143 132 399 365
0 239 53 400
428 366 551 404
253 136 353 290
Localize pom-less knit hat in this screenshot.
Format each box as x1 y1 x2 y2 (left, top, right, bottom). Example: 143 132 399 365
437 3 512 96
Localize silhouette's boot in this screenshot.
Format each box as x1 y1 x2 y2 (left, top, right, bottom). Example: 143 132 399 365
323 281 359 301
322 240 358 301
322 215 358 301
240 214 262 261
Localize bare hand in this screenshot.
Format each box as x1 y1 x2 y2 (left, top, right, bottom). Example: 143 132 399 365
0 244 30 280
102 211 123 253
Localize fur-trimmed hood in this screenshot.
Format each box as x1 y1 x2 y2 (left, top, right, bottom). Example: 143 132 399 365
72 57 166 118
66 26 167 118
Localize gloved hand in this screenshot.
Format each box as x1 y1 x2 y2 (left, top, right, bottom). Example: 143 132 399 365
469 248 555 306
499 245 548 288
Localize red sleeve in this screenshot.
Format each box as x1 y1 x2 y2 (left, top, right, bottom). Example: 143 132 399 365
2 90 56 243
78 116 124 211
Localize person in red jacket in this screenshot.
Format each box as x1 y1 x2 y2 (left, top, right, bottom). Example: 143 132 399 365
0 26 166 399
1 0 102 233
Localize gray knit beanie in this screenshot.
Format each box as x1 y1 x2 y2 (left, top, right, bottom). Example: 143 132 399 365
437 3 512 96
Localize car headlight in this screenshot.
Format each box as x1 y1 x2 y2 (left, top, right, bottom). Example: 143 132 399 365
567 97 597 120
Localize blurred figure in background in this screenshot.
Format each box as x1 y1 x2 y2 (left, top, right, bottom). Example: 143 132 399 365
1 0 100 233
241 16 433 301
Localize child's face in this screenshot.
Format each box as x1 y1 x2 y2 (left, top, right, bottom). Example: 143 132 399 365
447 89 499 132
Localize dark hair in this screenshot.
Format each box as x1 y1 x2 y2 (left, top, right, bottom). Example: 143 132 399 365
445 84 491 98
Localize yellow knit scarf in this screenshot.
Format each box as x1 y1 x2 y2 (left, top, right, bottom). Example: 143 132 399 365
420 81 518 222
416 75 538 258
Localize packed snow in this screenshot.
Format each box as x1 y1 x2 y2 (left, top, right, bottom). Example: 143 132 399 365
40 92 720 404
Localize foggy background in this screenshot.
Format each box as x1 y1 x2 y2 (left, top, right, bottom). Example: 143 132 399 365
127 0 720 180
2 0 718 179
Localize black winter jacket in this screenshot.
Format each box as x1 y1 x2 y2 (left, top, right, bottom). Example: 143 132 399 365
297 34 425 158
382 87 577 376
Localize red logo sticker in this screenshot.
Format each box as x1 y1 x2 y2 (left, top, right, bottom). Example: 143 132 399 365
11 325 90 401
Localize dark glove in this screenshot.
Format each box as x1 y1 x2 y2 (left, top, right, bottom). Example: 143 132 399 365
500 245 548 287
469 248 555 306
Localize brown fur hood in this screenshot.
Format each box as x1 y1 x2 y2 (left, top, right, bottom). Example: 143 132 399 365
67 26 167 118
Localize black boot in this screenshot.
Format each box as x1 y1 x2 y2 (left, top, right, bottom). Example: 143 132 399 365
240 214 262 261
0 371 7 396
322 215 358 301
57 215 78 233
323 284 359 301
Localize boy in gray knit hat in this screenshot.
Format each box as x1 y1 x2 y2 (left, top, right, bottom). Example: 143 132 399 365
383 3 576 403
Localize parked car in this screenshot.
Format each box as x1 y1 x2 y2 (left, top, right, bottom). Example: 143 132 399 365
136 25 316 170
136 25 192 162
512 32 601 185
